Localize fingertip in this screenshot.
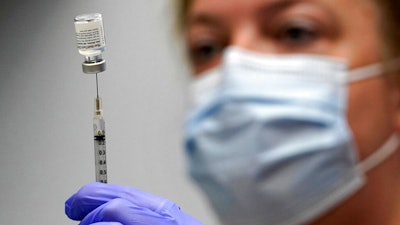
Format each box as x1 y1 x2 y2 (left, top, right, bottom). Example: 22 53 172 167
87 222 123 225
65 182 105 220
65 192 79 219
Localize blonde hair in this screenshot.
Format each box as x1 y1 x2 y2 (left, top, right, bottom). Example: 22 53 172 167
174 0 191 32
375 0 400 59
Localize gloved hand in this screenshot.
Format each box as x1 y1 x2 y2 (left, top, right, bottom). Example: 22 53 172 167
65 182 204 225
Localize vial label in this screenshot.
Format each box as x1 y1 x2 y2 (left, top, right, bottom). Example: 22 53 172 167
75 20 105 50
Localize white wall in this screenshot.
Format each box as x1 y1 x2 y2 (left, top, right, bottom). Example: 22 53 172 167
0 0 219 224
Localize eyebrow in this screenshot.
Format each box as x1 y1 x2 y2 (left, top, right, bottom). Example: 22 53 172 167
185 0 307 28
186 11 226 30
257 0 311 19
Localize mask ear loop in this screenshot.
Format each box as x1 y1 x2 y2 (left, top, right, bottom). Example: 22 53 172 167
348 59 400 83
349 60 400 172
357 134 400 173
348 63 383 83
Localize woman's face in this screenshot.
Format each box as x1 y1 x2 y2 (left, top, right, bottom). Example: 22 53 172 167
185 0 400 223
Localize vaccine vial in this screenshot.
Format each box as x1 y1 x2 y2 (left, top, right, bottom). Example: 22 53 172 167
74 13 106 74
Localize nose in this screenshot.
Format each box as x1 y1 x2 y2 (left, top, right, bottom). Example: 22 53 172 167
230 22 274 54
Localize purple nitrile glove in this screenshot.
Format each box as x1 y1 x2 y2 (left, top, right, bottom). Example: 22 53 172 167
65 182 204 225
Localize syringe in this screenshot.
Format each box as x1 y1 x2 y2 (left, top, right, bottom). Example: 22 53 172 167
74 13 108 183
93 80 107 183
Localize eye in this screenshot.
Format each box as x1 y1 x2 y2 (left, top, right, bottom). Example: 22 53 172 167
189 40 223 67
275 20 319 47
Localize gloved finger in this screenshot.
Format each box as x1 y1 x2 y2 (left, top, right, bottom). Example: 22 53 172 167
89 223 123 225
79 198 179 225
66 182 170 220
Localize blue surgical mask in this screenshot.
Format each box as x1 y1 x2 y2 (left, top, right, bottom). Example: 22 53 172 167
184 47 399 225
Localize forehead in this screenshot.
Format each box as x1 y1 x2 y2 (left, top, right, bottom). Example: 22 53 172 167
187 0 366 18
185 0 379 37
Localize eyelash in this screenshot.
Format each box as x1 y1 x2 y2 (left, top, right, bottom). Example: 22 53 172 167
274 21 319 48
187 20 322 69
189 39 224 67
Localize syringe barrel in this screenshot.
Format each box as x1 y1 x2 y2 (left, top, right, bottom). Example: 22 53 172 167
93 96 107 183
93 116 107 183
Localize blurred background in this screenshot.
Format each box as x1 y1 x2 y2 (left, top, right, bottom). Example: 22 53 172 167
0 0 218 224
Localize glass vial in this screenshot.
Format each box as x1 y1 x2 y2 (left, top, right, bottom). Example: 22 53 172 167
74 13 106 74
